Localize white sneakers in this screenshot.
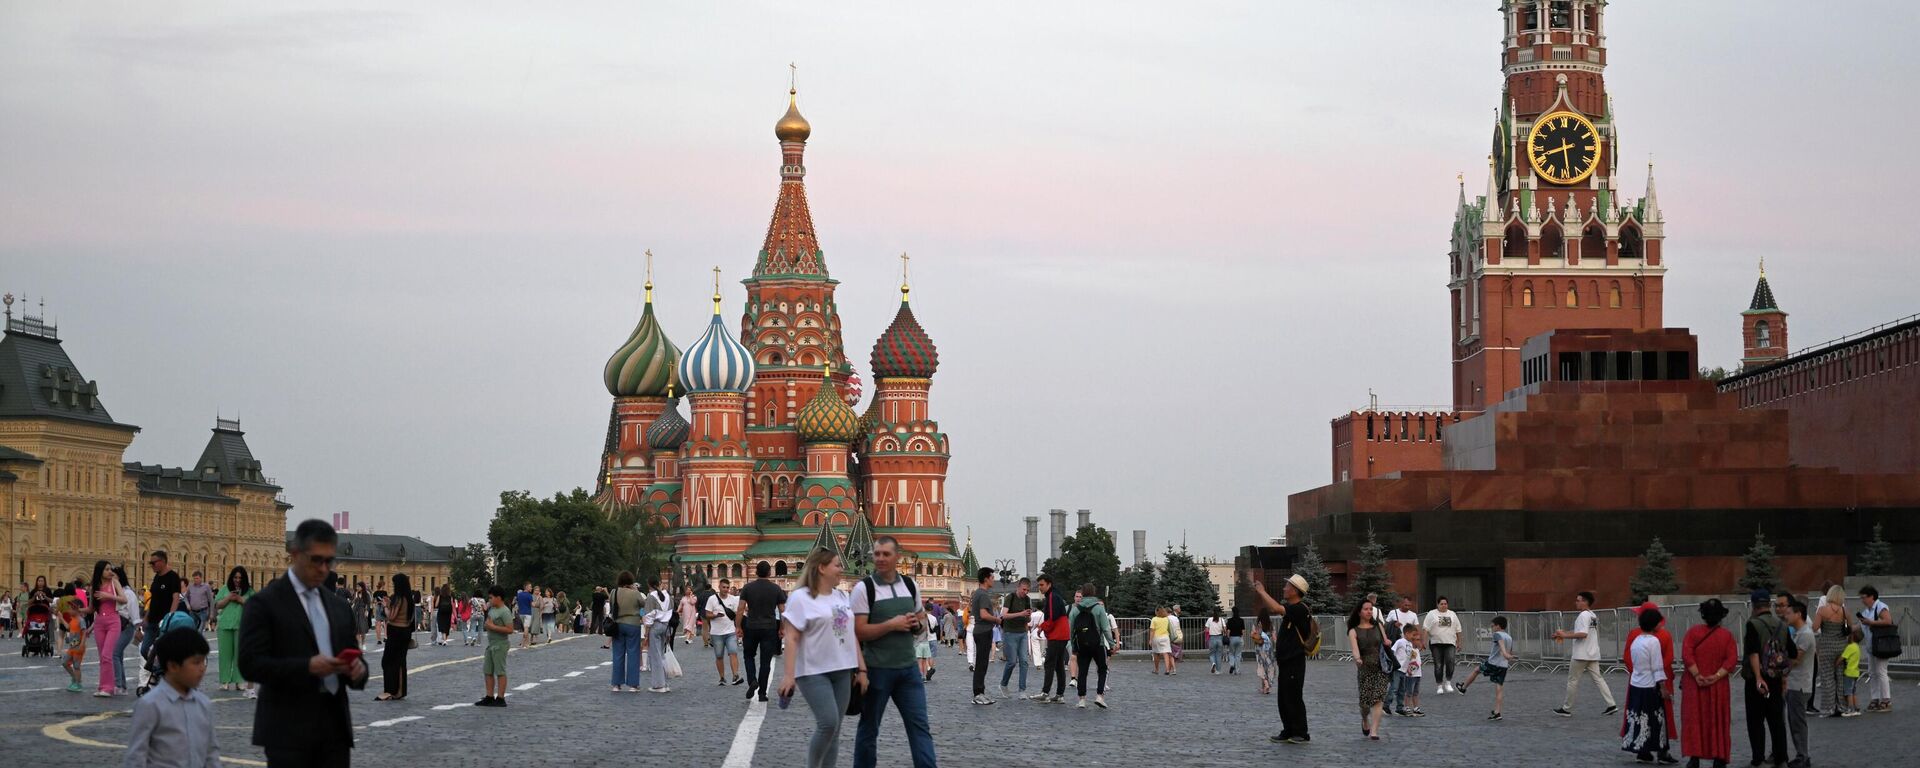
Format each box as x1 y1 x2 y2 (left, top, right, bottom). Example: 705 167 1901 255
971 694 994 705
1076 697 1087 708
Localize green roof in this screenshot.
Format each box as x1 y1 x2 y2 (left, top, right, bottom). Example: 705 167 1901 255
744 539 823 558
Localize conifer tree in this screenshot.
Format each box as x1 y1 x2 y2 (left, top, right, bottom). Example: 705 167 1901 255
1344 525 1398 613
1629 536 1681 601
1858 522 1896 576
1739 527 1782 592
1290 538 1337 615
1157 545 1222 616
1110 561 1158 617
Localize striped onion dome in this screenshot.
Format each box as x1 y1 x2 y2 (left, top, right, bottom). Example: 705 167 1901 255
870 299 938 379
604 300 680 397
796 371 860 443
842 369 863 407
646 397 689 451
678 310 755 394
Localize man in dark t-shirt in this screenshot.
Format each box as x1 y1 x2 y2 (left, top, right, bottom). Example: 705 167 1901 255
736 562 786 702
968 568 999 703
1252 573 1314 744
143 550 184 660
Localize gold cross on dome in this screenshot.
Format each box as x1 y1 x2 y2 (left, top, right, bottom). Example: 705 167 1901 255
899 252 911 299
789 62 797 93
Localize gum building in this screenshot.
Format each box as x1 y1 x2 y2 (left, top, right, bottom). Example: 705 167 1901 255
0 299 291 589
1287 2 1920 611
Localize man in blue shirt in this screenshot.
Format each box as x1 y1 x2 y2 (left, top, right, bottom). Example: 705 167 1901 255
515 584 535 649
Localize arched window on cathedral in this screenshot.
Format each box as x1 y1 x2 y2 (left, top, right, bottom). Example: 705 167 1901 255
1522 283 1535 307
1583 225 1605 261
1619 226 1643 259
775 561 788 577
1566 283 1578 307
1540 223 1563 260
1756 320 1772 348
1503 226 1527 262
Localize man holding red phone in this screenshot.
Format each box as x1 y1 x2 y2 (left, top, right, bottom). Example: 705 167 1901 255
238 519 371 768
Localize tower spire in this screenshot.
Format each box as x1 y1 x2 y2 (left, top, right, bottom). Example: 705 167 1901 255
644 249 654 304
899 252 911 302
711 266 723 313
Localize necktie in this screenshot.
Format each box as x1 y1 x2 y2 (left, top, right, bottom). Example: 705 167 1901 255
303 588 338 694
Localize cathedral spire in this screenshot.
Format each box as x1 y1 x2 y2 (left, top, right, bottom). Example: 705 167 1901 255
759 71 827 277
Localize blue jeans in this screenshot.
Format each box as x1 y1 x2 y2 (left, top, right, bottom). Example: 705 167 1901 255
1227 636 1244 673
1208 635 1225 669
464 616 481 644
1389 669 1407 711
113 618 136 689
999 632 1029 690
611 623 642 687
854 665 937 768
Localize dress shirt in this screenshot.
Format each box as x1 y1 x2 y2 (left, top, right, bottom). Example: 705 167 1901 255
287 569 338 694
121 683 219 768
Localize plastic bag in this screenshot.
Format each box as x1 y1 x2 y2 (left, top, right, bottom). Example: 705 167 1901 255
664 648 683 678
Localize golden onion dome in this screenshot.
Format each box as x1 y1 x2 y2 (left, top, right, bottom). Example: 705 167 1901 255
775 90 811 142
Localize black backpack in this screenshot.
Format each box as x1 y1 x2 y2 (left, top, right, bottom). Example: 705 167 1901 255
860 575 918 611
1073 606 1101 647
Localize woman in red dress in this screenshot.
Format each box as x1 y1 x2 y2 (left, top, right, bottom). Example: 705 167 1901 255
1681 598 1738 768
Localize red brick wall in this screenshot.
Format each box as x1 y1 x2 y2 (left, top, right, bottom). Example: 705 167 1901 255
1723 323 1920 474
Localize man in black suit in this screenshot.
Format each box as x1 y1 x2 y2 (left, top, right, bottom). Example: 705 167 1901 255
239 519 370 768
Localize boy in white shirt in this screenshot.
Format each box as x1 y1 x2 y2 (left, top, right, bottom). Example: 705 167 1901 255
1391 626 1426 716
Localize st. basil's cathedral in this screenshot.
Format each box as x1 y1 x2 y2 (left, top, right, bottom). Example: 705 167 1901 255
592 87 972 598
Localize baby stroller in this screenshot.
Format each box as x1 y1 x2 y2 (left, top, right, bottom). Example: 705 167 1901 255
21 602 53 657
135 609 199 695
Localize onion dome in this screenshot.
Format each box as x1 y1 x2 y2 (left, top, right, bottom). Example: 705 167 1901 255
646 396 689 451
842 369 863 407
796 367 860 443
678 283 755 394
775 88 811 142
869 295 939 379
857 395 883 434
603 294 680 397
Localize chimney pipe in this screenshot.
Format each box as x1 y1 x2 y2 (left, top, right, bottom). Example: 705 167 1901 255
1077 509 1091 530
1133 530 1147 567
1024 516 1040 579
1049 509 1066 561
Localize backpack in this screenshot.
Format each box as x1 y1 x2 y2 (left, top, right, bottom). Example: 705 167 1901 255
1748 614 1794 679
1072 606 1101 647
1293 609 1323 656
860 575 917 612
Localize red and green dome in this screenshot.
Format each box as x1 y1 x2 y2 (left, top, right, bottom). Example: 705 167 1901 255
870 300 938 379
796 375 860 443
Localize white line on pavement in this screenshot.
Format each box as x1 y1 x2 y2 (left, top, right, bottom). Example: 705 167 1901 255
368 716 424 728
541 678 557 683
720 698 767 768
431 703 474 711
513 682 539 691
0 686 66 695
564 671 583 677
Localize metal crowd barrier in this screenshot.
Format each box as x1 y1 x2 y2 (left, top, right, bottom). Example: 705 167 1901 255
1103 595 1920 673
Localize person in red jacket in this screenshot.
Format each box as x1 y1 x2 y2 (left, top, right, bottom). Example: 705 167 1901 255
1030 574 1073 703
1624 601 1677 765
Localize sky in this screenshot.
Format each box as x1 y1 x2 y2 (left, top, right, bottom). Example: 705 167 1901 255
4 2 1917 569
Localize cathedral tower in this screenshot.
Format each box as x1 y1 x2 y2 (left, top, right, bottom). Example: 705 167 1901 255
600 257 678 506
862 262 950 543
677 274 758 556
1451 0 1666 413
740 84 855 524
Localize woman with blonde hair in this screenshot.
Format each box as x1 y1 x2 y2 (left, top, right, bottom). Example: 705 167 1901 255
1812 584 1851 716
778 547 867 768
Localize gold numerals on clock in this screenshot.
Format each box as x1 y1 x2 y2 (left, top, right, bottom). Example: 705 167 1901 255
1526 111 1601 186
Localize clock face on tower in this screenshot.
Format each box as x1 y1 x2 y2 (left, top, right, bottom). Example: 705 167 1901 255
1527 111 1602 186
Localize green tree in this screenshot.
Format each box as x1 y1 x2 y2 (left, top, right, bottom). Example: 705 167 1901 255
1698 366 1731 382
1109 561 1158 617
606 501 675 588
1345 525 1398 614
1157 545 1222 615
1037 524 1121 600
1290 537 1337 615
448 542 491 596
488 488 632 601
1629 536 1681 601
1858 522 1896 576
1739 527 1782 592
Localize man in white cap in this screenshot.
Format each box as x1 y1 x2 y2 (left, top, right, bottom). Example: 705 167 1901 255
1249 572 1316 745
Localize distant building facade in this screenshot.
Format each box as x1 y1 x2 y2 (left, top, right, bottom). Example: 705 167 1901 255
0 302 290 589
296 531 454 595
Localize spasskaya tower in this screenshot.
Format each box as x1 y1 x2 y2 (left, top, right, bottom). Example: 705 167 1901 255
1450 0 1666 414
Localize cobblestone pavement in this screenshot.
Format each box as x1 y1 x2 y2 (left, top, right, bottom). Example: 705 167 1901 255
1 633 1910 767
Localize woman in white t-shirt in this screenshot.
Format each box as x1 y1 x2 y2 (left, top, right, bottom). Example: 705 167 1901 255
779 548 867 768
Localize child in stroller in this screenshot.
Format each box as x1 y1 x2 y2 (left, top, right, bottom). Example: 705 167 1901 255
20 600 55 657
136 608 199 696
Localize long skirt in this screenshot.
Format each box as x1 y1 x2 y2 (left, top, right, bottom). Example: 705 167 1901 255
1357 662 1389 714
1621 685 1669 758
1681 677 1732 761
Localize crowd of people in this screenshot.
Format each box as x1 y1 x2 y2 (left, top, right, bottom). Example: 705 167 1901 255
4 519 1904 768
